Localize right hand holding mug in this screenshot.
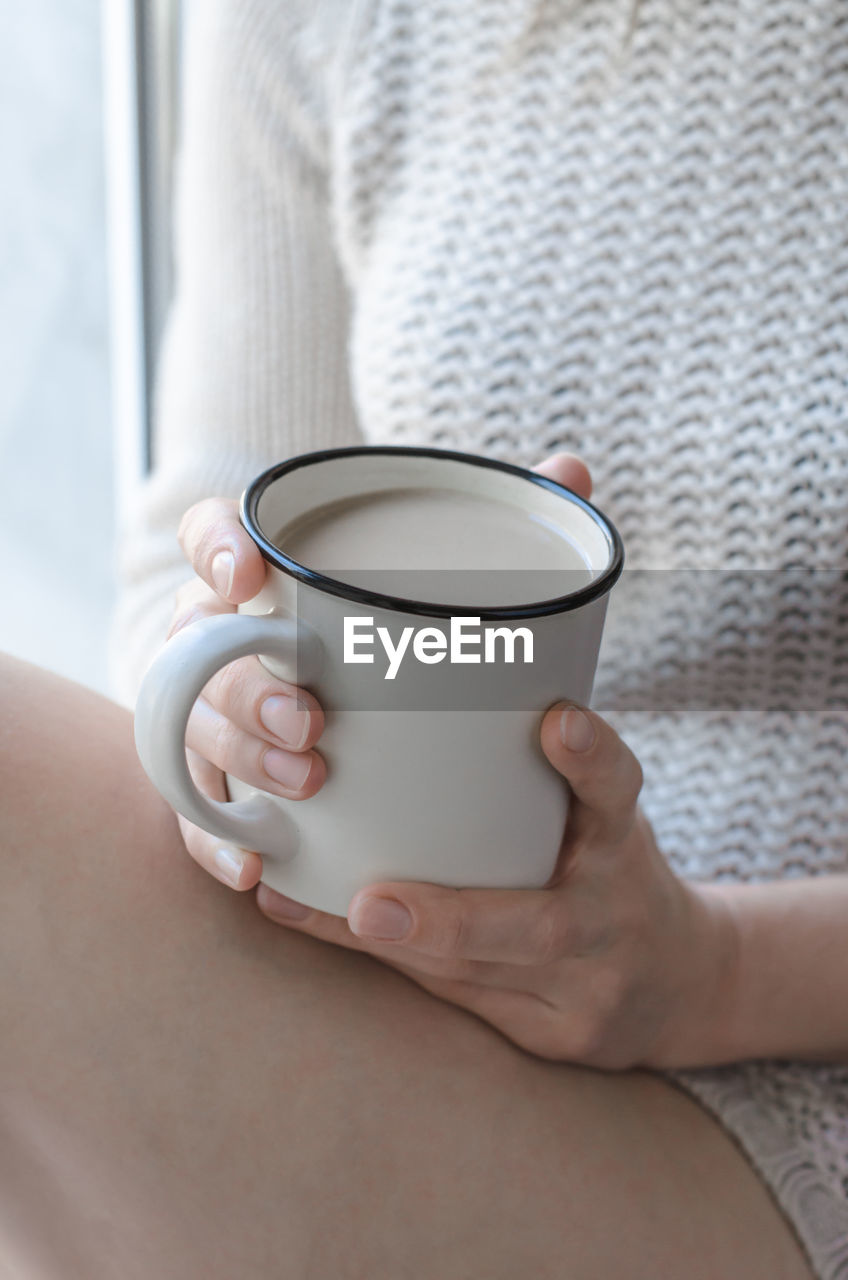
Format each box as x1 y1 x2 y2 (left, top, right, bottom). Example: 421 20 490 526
166 452 593 893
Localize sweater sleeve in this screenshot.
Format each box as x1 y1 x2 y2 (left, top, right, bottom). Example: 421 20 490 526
109 0 363 705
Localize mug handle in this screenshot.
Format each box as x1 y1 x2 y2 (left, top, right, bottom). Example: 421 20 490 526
134 613 323 857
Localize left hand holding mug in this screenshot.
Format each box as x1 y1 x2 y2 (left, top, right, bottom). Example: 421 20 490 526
256 705 735 1071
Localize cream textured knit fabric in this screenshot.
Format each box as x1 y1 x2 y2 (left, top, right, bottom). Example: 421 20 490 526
111 1 848 1273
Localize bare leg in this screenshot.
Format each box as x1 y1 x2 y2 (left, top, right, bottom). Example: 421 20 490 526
0 655 813 1280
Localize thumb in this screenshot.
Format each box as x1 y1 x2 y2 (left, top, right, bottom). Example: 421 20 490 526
540 703 643 840
178 497 268 605
532 452 592 501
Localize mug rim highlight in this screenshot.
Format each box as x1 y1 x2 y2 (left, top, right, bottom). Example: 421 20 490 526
240 445 624 621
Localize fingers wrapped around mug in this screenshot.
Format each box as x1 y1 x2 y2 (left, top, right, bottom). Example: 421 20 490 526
252 704 705 1071
256 705 644 969
177 750 263 891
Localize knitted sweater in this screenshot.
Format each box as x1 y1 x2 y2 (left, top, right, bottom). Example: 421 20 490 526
110 1 848 1273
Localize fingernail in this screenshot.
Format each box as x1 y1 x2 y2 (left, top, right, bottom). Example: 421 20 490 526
214 846 245 888
263 747 313 790
264 892 311 921
560 706 595 752
260 695 311 750
211 549 235 598
349 896 412 941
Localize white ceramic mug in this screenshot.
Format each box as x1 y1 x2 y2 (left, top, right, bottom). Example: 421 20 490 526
134 446 623 916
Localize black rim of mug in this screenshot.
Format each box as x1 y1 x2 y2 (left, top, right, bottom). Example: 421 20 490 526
240 445 625 621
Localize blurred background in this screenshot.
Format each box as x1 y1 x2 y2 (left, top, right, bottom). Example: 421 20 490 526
0 0 179 694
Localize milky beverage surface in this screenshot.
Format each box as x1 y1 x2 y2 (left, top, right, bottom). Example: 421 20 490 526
272 487 593 606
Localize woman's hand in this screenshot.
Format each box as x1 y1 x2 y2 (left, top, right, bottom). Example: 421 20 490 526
167 498 326 890
256 704 736 1072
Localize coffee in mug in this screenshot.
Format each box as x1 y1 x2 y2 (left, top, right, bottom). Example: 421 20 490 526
272 486 594 597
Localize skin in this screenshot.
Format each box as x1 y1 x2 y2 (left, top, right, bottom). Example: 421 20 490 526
0 652 814 1278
